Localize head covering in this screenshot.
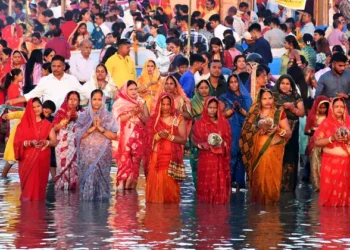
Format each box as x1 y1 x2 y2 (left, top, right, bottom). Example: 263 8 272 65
191 80 211 119
143 92 184 177
151 75 191 114
2 50 27 75
138 59 160 84
52 92 81 127
314 98 350 154
305 96 329 132
272 74 302 122
112 81 145 120
67 21 88 46
2 24 24 50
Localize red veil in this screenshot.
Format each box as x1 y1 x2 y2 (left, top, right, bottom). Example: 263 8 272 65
2 50 27 76
143 92 184 176
52 92 79 127
2 24 24 50
305 95 330 133
14 99 52 190
314 98 350 154
192 96 232 156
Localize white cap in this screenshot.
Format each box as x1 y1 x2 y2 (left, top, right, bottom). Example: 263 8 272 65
243 31 252 41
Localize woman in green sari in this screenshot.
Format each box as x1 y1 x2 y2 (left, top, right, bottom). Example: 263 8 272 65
240 89 292 204
190 80 211 189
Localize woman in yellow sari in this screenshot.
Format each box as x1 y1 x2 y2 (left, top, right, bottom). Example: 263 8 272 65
240 89 292 204
137 59 161 110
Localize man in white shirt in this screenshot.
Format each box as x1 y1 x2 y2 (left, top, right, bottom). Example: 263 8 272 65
209 14 228 41
7 55 91 111
123 1 140 28
69 39 96 85
301 12 315 35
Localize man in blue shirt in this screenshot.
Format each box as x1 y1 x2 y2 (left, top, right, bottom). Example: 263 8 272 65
179 53 205 98
248 23 273 65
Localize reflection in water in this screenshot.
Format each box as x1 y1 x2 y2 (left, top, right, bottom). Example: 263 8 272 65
1 160 350 248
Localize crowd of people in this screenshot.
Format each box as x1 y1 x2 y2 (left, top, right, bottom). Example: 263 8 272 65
0 0 350 206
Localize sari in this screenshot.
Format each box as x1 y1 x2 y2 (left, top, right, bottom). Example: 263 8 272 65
13 99 52 201
192 97 232 204
272 74 303 192
144 93 184 203
219 77 252 188
314 98 350 207
240 89 287 204
189 90 208 188
137 59 161 110
52 94 80 191
113 83 146 187
151 75 192 136
2 24 24 50
305 96 329 191
76 95 118 201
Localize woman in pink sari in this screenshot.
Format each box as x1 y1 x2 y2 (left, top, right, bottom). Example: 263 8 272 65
113 81 149 190
53 91 83 191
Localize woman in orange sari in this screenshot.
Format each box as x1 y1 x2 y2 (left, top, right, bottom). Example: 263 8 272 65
137 59 161 109
113 81 149 190
13 98 57 201
240 89 292 204
151 75 192 135
192 97 232 204
314 98 350 207
144 93 187 203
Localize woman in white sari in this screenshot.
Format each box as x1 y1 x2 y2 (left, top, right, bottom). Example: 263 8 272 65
83 63 118 111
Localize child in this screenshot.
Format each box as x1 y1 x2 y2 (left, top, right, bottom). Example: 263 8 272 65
304 96 329 191
171 57 189 82
5 69 24 110
42 62 52 76
42 100 57 179
1 100 56 178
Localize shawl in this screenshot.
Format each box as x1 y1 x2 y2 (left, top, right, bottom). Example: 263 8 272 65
314 98 350 154
305 95 329 133
52 93 79 127
143 92 184 176
151 75 191 115
272 74 303 122
13 99 52 188
239 88 283 178
112 82 145 120
76 92 117 190
192 97 232 158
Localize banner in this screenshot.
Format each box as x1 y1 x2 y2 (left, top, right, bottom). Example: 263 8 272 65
276 0 306 10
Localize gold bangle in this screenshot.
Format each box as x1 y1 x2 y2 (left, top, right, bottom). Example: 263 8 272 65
155 133 161 141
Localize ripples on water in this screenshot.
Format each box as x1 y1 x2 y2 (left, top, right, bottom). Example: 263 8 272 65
1 159 350 249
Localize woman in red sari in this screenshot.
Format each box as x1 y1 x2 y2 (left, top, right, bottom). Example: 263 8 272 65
2 22 24 50
14 98 57 201
144 93 187 203
314 98 350 207
113 81 149 190
192 97 232 204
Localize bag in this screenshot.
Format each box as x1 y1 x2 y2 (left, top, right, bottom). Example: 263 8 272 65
168 161 186 182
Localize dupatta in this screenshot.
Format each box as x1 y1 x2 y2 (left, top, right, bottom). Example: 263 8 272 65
2 50 27 76
239 89 283 179
314 98 350 154
13 99 52 189
143 93 184 177
2 24 24 50
191 80 212 119
137 59 161 85
52 93 79 127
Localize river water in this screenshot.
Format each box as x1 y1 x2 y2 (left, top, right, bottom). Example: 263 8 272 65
0 158 350 249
